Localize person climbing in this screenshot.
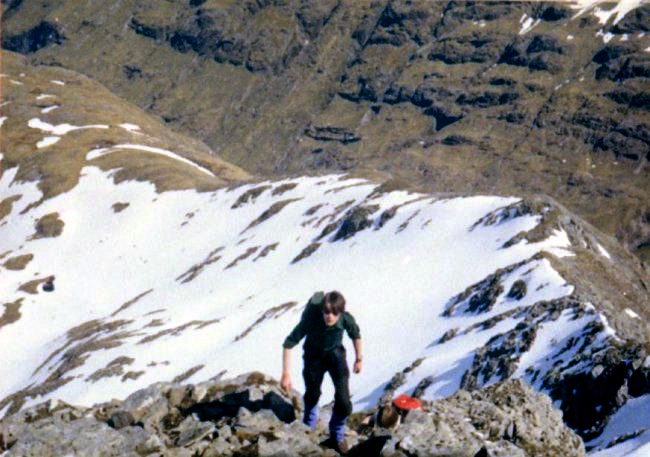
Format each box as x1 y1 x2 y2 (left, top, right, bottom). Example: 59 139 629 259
280 291 362 455
42 275 55 292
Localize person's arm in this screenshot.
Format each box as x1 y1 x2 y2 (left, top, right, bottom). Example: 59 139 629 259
281 347 293 392
280 311 309 393
343 313 363 374
353 338 363 374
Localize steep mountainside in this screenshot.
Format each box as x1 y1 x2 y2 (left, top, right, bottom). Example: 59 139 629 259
2 0 650 263
0 54 649 455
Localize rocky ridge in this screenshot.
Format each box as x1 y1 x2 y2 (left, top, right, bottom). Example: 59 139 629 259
0 372 586 457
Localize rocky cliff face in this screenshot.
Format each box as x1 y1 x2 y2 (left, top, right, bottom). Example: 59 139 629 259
2 0 649 262
0 372 586 457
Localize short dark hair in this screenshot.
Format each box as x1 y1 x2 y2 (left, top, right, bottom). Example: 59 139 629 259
323 291 346 315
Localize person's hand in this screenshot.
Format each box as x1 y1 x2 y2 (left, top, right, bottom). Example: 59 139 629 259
353 359 363 374
280 372 292 393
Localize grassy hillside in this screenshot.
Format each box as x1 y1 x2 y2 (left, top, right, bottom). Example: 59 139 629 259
2 0 649 262
0 50 249 201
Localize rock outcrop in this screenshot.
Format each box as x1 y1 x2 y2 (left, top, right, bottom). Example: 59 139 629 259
0 372 585 457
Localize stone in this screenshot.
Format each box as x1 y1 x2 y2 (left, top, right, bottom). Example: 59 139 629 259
173 416 215 447
0 374 587 457
107 410 135 430
168 385 193 409
122 384 169 421
5 418 152 457
135 434 165 455
507 280 527 300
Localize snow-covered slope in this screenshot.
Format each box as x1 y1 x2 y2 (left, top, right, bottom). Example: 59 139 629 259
591 395 650 457
1 52 649 456
0 163 570 405
1 161 647 453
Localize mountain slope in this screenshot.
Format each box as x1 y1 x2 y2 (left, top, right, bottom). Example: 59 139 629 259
1 56 649 455
0 50 249 201
2 0 649 262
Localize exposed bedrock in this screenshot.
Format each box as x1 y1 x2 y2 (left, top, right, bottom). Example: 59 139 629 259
0 373 586 457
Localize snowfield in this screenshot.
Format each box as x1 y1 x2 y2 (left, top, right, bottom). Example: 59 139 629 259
1 157 630 454
1 163 585 410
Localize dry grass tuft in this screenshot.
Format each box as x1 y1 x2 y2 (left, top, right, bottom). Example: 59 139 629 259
111 289 154 317
0 299 23 330
3 253 34 270
172 365 205 384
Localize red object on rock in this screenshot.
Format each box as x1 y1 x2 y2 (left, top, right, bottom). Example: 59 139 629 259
392 394 422 411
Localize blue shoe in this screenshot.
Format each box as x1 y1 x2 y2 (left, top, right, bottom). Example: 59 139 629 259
303 405 318 429
328 412 347 444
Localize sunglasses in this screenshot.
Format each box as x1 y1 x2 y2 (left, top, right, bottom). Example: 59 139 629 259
323 308 340 316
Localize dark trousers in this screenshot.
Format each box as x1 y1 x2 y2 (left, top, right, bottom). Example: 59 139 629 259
302 345 352 418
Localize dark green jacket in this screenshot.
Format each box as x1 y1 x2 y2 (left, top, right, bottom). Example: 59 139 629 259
283 292 361 356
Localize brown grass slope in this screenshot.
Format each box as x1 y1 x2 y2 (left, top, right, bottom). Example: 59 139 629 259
2 0 649 263
0 50 249 203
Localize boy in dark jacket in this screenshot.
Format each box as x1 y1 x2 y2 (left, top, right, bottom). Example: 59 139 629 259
281 291 363 453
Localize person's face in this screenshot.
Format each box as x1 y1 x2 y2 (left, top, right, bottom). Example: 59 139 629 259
322 305 341 326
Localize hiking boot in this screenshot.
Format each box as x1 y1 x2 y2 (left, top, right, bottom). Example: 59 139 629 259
329 412 347 441
320 437 348 455
303 405 318 430
334 438 349 455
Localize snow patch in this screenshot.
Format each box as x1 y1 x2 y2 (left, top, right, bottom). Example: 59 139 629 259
36 94 55 100
37 136 61 148
596 30 615 43
0 167 574 410
87 144 215 177
599 314 618 340
542 229 574 258
0 401 11 420
570 0 647 26
41 105 60 114
120 123 142 133
519 14 540 34
51 80 65 85
518 310 589 380
625 308 640 319
28 118 109 135
0 116 7 127
0 155 632 454
590 395 650 456
596 242 611 259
